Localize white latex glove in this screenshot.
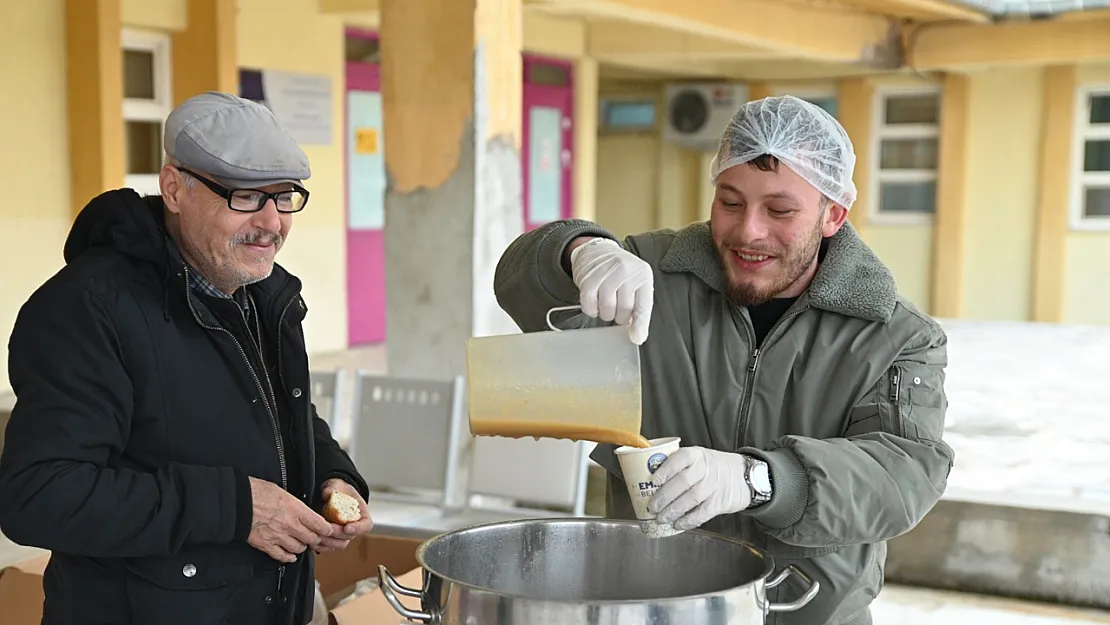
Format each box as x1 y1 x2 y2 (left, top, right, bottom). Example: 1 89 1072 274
648 447 753 531
569 238 654 345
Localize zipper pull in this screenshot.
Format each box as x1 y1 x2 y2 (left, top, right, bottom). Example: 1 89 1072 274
748 349 760 372
277 564 285 592
889 370 900 401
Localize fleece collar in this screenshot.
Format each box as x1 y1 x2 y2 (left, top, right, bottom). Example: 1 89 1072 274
657 221 899 323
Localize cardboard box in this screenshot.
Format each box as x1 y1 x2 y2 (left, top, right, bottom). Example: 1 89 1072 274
316 533 427 624
0 553 49 625
0 534 428 625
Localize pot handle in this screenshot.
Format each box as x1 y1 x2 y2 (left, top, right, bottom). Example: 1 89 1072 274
377 565 434 623
546 305 582 331
765 565 821 613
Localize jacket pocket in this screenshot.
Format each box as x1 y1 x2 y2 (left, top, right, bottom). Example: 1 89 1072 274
125 546 272 624
886 361 947 442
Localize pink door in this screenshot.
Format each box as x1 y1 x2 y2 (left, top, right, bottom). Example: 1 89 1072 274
345 30 386 345
523 56 574 230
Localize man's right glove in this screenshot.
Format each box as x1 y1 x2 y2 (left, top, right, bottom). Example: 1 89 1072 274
569 238 654 345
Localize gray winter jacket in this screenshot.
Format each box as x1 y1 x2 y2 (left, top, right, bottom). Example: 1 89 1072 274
493 218 955 625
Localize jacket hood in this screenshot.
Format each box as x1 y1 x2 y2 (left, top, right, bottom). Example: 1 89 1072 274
64 188 173 267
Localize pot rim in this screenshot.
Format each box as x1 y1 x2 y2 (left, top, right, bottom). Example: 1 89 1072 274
412 517 778 605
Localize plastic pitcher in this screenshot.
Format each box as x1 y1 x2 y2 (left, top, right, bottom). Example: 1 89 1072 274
465 305 649 449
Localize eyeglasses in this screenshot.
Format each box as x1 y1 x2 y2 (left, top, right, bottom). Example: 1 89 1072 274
176 167 310 213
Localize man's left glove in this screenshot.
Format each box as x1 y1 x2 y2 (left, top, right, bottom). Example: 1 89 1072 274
648 447 753 530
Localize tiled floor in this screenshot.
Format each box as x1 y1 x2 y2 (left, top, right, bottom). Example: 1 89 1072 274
937 320 1110 513
874 585 1110 624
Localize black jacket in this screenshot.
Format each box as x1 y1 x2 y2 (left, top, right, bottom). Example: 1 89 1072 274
0 189 369 624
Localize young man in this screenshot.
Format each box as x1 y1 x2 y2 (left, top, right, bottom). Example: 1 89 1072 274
0 92 372 625
493 95 955 624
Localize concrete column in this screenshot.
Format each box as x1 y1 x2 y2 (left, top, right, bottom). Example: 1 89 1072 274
748 82 773 101
931 73 970 318
1031 65 1076 323
572 56 598 223
836 77 874 240
66 0 125 218
172 0 238 103
379 0 524 380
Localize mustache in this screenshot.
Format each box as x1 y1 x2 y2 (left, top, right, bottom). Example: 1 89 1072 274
719 241 778 256
231 230 283 247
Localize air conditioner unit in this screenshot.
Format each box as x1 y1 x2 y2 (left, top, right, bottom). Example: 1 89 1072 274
662 83 749 150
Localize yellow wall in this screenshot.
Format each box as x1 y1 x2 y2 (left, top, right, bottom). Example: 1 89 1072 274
121 0 186 30
595 82 713 240
854 74 937 314
960 67 1042 321
238 0 350 355
865 225 934 311
596 133 660 238
0 1 73 394
1066 63 1110 325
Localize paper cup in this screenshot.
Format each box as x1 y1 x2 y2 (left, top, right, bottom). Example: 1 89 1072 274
614 436 683 539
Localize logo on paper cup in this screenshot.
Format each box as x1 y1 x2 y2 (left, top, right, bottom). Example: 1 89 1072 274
647 452 667 475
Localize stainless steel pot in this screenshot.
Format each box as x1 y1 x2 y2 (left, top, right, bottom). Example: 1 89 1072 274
377 517 819 624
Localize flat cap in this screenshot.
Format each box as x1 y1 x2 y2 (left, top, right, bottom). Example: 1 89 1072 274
164 91 311 189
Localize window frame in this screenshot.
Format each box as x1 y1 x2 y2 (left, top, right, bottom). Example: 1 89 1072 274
122 28 173 196
771 84 838 117
598 96 657 134
869 85 942 226
1070 84 1110 231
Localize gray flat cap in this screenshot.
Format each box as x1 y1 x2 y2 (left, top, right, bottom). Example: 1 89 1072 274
164 91 311 189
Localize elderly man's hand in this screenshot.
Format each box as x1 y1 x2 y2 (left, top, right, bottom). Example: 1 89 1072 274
315 478 374 553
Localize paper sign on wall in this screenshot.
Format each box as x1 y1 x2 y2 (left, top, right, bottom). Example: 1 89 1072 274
258 69 333 146
355 128 379 155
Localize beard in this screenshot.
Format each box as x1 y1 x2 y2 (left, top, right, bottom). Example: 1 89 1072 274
717 215 825 307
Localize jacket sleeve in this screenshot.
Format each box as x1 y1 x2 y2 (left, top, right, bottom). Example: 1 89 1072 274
739 318 955 548
311 405 370 508
493 218 617 332
0 280 249 558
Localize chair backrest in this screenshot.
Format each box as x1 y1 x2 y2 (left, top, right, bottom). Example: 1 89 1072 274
467 437 592 516
309 369 349 447
347 372 469 509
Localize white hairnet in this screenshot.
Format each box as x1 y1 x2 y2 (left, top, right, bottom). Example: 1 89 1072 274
709 95 858 210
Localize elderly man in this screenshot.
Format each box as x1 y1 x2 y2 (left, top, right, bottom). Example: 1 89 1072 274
494 96 954 624
0 91 372 625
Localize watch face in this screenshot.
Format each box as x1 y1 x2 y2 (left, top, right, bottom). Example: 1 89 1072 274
749 463 772 494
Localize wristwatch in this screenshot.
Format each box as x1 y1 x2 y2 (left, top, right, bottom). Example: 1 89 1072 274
744 457 773 508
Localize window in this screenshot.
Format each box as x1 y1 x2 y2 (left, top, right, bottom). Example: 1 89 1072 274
872 88 940 223
773 86 838 120
344 32 380 65
599 98 656 132
122 29 173 197
806 96 838 119
1073 87 1110 229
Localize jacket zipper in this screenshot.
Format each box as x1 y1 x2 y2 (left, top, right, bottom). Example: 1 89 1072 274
272 295 299 601
889 366 905 437
181 268 288 492
245 294 280 425
733 305 810 449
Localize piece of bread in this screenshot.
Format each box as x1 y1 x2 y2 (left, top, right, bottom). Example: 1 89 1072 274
323 491 362 525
